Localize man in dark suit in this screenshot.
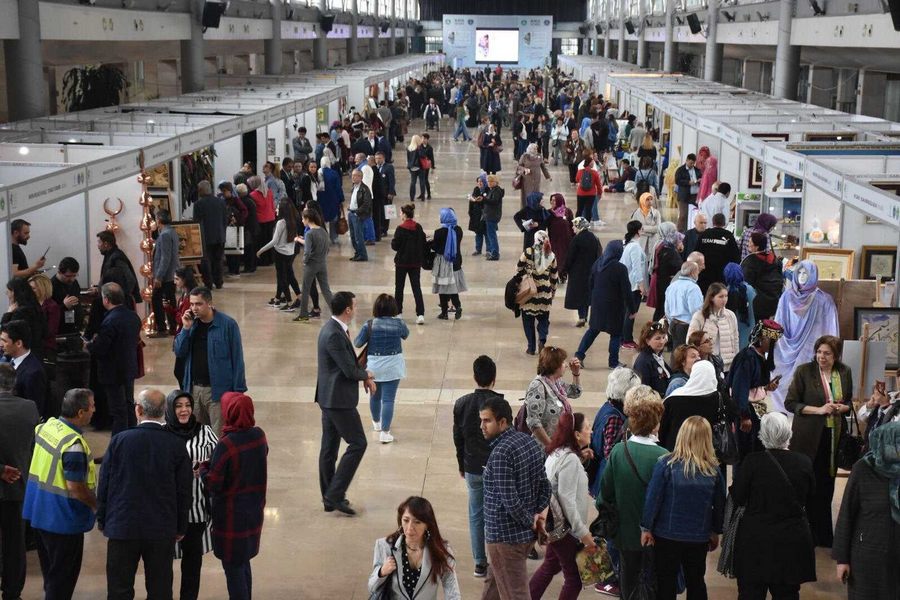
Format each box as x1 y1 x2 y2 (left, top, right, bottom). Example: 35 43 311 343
97 388 192 600
375 152 396 237
192 180 228 289
352 129 380 157
367 155 387 243
375 134 392 164
1 319 48 418
86 283 142 435
315 291 375 516
674 153 702 233
96 230 142 309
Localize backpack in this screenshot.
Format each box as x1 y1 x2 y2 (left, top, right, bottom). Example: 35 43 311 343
580 168 594 192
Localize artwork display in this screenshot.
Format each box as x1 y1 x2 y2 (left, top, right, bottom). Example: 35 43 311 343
748 133 789 189
854 307 900 370
860 246 897 282
800 247 855 280
171 221 205 262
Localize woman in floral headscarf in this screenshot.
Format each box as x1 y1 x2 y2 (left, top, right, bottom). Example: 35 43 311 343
546 193 575 279
739 212 779 261
516 230 559 355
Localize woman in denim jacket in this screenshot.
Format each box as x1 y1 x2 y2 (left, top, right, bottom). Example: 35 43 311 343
641 415 726 600
355 293 409 444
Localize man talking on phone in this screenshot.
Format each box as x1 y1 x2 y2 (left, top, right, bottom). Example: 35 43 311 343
10 219 46 278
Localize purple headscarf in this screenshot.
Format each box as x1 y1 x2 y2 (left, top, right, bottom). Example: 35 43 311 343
754 213 778 233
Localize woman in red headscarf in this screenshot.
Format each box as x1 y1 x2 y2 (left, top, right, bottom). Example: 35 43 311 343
546 193 575 281
201 392 268 600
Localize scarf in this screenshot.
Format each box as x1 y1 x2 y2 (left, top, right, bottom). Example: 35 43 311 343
666 360 717 399
785 260 821 315
598 240 624 273
221 392 256 435
579 117 592 136
164 390 201 440
398 218 418 231
724 263 751 325
478 172 489 192
551 193 568 218
865 421 900 523
539 375 572 412
638 192 654 217
572 216 591 233
533 230 555 275
440 207 458 262
754 213 778 233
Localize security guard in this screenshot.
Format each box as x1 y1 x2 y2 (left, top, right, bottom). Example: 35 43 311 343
22 388 97 600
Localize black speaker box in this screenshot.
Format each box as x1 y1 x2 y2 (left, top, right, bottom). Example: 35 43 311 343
320 14 336 33
625 19 635 34
686 12 702 33
380 21 390 33
201 1 227 29
595 23 603 34
888 0 900 30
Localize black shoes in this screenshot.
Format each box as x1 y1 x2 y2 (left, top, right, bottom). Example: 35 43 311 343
455 307 462 320
437 312 449 320
323 499 357 516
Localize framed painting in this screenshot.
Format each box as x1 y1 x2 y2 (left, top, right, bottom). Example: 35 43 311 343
748 133 789 189
171 221 205 262
801 247 855 280
854 307 900 370
860 246 897 281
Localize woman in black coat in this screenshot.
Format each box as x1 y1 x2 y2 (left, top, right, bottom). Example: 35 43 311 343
563 217 601 327
633 320 673 397
740 233 783 322
513 192 550 251
572 240 637 369
481 125 503 174
733 412 817 599
468 174 488 256
658 360 720 451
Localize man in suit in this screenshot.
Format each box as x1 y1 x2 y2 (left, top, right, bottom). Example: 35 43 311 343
85 283 142 435
316 291 376 516
674 153 702 232
352 129 380 157
192 180 228 289
1 320 48 418
375 133 392 164
97 388 192 600
367 155 386 243
96 230 142 309
375 152 396 237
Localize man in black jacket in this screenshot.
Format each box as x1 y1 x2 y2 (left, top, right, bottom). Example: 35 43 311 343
681 212 708 260
452 355 503 578
96 231 141 309
420 134 436 200
192 180 228 289
674 154 702 232
347 170 373 262
1 320 48 418
697 213 740 295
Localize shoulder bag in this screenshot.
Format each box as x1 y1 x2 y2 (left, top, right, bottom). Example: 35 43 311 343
836 404 864 471
512 173 523 190
545 453 573 543
712 393 740 466
589 438 646 539
337 205 349 236
515 268 538 305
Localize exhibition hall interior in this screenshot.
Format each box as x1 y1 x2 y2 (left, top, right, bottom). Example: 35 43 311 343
1 0 899 597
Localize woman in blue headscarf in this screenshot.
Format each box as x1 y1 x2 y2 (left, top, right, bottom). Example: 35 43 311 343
579 116 594 149
574 241 640 368
724 262 757 349
513 192 550 251
431 207 467 320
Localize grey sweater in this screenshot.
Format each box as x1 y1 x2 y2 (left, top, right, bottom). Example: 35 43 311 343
303 227 329 265
152 226 181 282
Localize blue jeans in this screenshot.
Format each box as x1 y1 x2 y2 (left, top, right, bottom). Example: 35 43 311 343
484 220 499 258
453 121 471 141
575 328 622 368
464 473 487 565
222 560 252 600
592 194 600 221
474 232 484 253
369 379 400 431
522 312 550 353
348 211 367 260
363 216 376 242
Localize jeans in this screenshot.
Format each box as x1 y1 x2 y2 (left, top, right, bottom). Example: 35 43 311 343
453 121 471 141
463 473 486 565
327 219 339 243
654 536 709 600
522 312 550 353
409 169 427 201
474 232 484 253
575 329 622 368
577 305 589 320
528 534 582 600
0 501 25 600
348 211 368 260
484 220 500 258
576 194 595 220
369 378 400 431
623 291 642 342
274 252 300 301
592 193 601 221
395 266 425 316
222 560 252 600
151 281 177 333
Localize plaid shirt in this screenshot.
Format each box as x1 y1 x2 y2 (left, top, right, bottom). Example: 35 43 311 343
483 428 551 545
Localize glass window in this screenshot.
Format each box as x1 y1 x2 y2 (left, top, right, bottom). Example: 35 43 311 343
560 38 579 56
327 0 344 9
424 36 442 53
379 0 389 16
359 0 372 13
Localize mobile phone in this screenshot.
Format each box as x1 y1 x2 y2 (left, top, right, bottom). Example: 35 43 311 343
184 311 195 321
42 246 51 258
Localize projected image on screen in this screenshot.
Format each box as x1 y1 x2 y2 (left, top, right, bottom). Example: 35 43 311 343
474 28 520 63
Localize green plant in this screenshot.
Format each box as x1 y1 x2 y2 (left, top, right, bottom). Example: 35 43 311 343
61 65 129 112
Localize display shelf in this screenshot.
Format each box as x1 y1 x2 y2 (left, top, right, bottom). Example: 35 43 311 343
765 190 804 199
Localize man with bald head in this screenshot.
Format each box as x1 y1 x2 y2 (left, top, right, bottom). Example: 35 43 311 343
681 212 708 259
98 388 192 600
665 261 704 349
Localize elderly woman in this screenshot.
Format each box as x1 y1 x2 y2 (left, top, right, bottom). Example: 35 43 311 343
431 208 466 320
516 142 552 208
785 334 853 548
647 222 683 322
563 217 601 327
590 367 643 496
732 412 816 600
516 230 559 356
524 346 582 448
513 192 550 251
833 422 900 600
665 344 702 396
739 213 778 262
600 385 668 600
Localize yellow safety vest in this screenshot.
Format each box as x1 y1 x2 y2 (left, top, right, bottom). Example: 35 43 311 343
28 417 96 497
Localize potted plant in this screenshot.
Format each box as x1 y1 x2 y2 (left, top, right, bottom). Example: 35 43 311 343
61 64 129 112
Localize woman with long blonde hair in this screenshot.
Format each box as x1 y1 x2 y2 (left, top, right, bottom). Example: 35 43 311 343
641 415 726 600
406 134 426 202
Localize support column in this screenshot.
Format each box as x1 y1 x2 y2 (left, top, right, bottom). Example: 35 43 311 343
773 0 800 99
617 0 626 62
636 2 648 67
347 0 359 64
313 0 328 68
663 0 676 72
703 0 721 81
388 0 396 55
180 0 205 93
371 0 381 58
402 0 409 53
4 0 47 119
265 0 283 75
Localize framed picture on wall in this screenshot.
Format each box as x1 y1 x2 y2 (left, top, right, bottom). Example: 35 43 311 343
801 247 855 280
171 221 205 262
805 132 858 142
748 133 789 189
854 307 900 370
861 246 897 282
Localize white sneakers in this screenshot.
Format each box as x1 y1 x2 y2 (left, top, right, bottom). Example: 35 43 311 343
416 315 425 325
372 420 381 432
379 431 394 444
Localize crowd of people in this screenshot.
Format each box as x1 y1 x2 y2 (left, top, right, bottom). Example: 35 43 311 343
0 63 898 600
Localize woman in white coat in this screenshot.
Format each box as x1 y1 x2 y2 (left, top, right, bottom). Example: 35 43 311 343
687 282 740 372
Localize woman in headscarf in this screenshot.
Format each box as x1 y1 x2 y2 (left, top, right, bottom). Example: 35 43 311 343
647 222 683 322
740 231 783 322
574 241 639 369
698 155 718 203
516 142 552 209
513 192 550 251
579 116 594 150
696 145 711 171
658 360 721 451
564 217 601 327
431 208 466 320
833 422 900 600
480 123 503 174
467 173 488 256
515 230 559 355
166 390 218 600
770 260 839 414
201 392 267 600
724 262 757 349
630 192 662 268
739 212 778 261
546 193 575 281
318 156 345 244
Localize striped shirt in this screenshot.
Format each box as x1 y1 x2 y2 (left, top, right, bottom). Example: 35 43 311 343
183 425 218 523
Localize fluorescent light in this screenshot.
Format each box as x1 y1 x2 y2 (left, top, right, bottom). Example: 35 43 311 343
68 138 78 143
146 119 155 124
836 135 843 140
18 146 29 155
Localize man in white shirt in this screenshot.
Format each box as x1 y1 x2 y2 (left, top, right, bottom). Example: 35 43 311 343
700 181 733 224
354 153 373 191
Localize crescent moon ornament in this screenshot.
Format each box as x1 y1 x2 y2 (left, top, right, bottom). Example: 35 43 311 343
103 197 124 232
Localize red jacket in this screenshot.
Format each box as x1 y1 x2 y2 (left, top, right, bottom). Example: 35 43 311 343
575 168 602 197
250 189 276 224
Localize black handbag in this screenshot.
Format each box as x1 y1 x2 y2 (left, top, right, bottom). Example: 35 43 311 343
631 547 657 600
836 406 864 471
712 395 740 466
590 437 645 539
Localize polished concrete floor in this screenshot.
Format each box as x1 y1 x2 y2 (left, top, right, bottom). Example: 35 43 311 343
22 118 848 599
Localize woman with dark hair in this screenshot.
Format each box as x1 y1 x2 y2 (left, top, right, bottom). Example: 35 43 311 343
665 344 702 396
620 220 647 350
524 345 582 448
165 390 218 600
293 207 333 322
368 496 461 599
392 203 427 323
467 174 488 256
513 192 550 251
2 277 48 357
354 294 409 444
563 217 601 327
200 392 268 600
724 262 756 349
257 199 301 309
647 222 683 322
529 412 598 600
431 208 466 320
687 283 740 372
740 232 783 322
633 320 672 396
739 212 778 261
785 334 853 547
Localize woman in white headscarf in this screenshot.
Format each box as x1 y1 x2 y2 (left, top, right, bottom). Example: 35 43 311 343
657 360 721 451
516 230 559 355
